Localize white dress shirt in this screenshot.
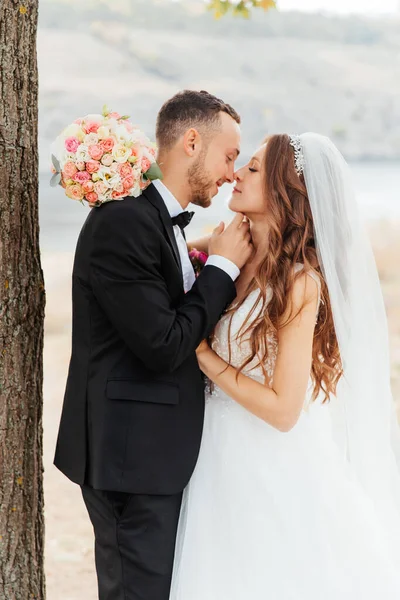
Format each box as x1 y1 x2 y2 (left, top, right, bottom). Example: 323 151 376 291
152 179 240 292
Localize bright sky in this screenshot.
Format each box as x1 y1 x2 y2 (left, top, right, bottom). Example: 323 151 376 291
277 0 398 15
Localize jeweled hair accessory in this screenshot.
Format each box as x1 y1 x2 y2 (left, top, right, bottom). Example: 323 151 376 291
288 134 305 176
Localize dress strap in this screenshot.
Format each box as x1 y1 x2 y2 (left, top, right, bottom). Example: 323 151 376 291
294 263 322 318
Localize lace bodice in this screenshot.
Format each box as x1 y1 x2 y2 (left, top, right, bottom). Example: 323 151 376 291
212 286 277 386
211 266 320 387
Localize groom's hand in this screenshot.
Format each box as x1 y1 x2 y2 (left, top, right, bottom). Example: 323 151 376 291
209 213 253 270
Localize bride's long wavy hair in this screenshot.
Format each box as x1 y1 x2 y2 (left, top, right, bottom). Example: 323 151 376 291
227 133 343 402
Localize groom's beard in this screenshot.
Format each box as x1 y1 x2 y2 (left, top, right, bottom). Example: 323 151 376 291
188 151 214 208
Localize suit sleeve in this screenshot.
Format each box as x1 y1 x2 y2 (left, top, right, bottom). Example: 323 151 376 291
90 204 236 373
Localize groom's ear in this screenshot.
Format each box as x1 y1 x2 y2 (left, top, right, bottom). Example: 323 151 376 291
183 128 201 157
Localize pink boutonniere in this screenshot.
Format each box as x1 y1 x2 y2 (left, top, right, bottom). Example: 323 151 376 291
189 248 208 278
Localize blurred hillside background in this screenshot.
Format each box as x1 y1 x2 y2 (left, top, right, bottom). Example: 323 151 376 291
39 1 400 598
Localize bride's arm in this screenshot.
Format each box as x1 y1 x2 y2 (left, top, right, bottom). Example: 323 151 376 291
187 234 211 254
196 273 319 432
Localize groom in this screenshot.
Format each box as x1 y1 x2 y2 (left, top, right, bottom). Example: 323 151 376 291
54 90 251 599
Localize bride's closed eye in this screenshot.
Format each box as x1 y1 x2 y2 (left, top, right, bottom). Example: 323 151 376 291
248 167 258 173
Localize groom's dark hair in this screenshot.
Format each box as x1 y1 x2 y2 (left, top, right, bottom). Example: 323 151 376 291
156 90 240 151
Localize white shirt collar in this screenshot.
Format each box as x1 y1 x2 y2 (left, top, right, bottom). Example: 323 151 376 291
152 179 184 219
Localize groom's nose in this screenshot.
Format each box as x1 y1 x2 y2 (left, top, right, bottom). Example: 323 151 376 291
225 162 235 184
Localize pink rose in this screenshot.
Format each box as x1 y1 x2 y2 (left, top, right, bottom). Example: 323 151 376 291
101 153 114 167
108 112 121 120
130 148 139 162
140 179 150 191
74 118 83 125
123 121 134 133
86 160 100 174
100 138 115 153
62 161 77 179
73 171 91 185
83 120 100 134
94 181 108 196
141 157 151 173
88 144 104 161
82 180 94 194
65 137 80 153
85 191 98 205
65 183 84 201
76 161 86 171
118 163 133 179
149 147 156 158
123 175 135 191
198 251 208 265
112 190 126 199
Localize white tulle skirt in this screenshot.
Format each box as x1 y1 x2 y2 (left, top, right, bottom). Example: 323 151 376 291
170 387 400 599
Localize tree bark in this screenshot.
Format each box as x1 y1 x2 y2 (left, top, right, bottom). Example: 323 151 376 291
0 1 46 598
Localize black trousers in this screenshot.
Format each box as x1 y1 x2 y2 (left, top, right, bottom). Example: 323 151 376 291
81 485 183 600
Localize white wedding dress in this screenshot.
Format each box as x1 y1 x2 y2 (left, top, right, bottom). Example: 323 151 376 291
170 272 400 599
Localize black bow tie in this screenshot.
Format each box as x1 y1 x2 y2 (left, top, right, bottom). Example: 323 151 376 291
171 211 195 231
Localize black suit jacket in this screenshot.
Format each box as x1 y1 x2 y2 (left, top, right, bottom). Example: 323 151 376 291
54 183 236 494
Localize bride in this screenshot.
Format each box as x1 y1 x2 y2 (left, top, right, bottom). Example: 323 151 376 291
170 133 400 599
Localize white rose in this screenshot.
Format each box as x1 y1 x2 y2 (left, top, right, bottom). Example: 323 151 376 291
51 137 72 167
101 153 114 167
141 147 150 160
97 126 110 140
97 165 111 180
105 118 118 134
98 166 121 189
114 123 132 144
85 133 99 146
105 173 122 190
131 181 142 198
82 113 103 124
112 144 131 163
131 130 150 146
62 123 84 141
75 144 91 162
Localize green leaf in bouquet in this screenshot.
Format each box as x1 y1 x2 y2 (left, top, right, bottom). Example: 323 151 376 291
143 162 163 181
50 172 61 188
120 115 131 120
51 154 61 173
102 104 111 117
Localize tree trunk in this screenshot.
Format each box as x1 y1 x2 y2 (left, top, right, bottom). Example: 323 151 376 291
0 1 46 598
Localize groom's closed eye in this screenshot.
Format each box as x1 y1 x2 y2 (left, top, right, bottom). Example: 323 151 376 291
227 148 240 161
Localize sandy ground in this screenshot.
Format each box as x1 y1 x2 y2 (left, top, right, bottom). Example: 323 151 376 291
42 222 400 599
43 253 97 600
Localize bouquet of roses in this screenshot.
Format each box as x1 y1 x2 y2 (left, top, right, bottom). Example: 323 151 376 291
50 106 162 207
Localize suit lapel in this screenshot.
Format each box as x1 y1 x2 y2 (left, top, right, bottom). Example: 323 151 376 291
142 183 183 274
